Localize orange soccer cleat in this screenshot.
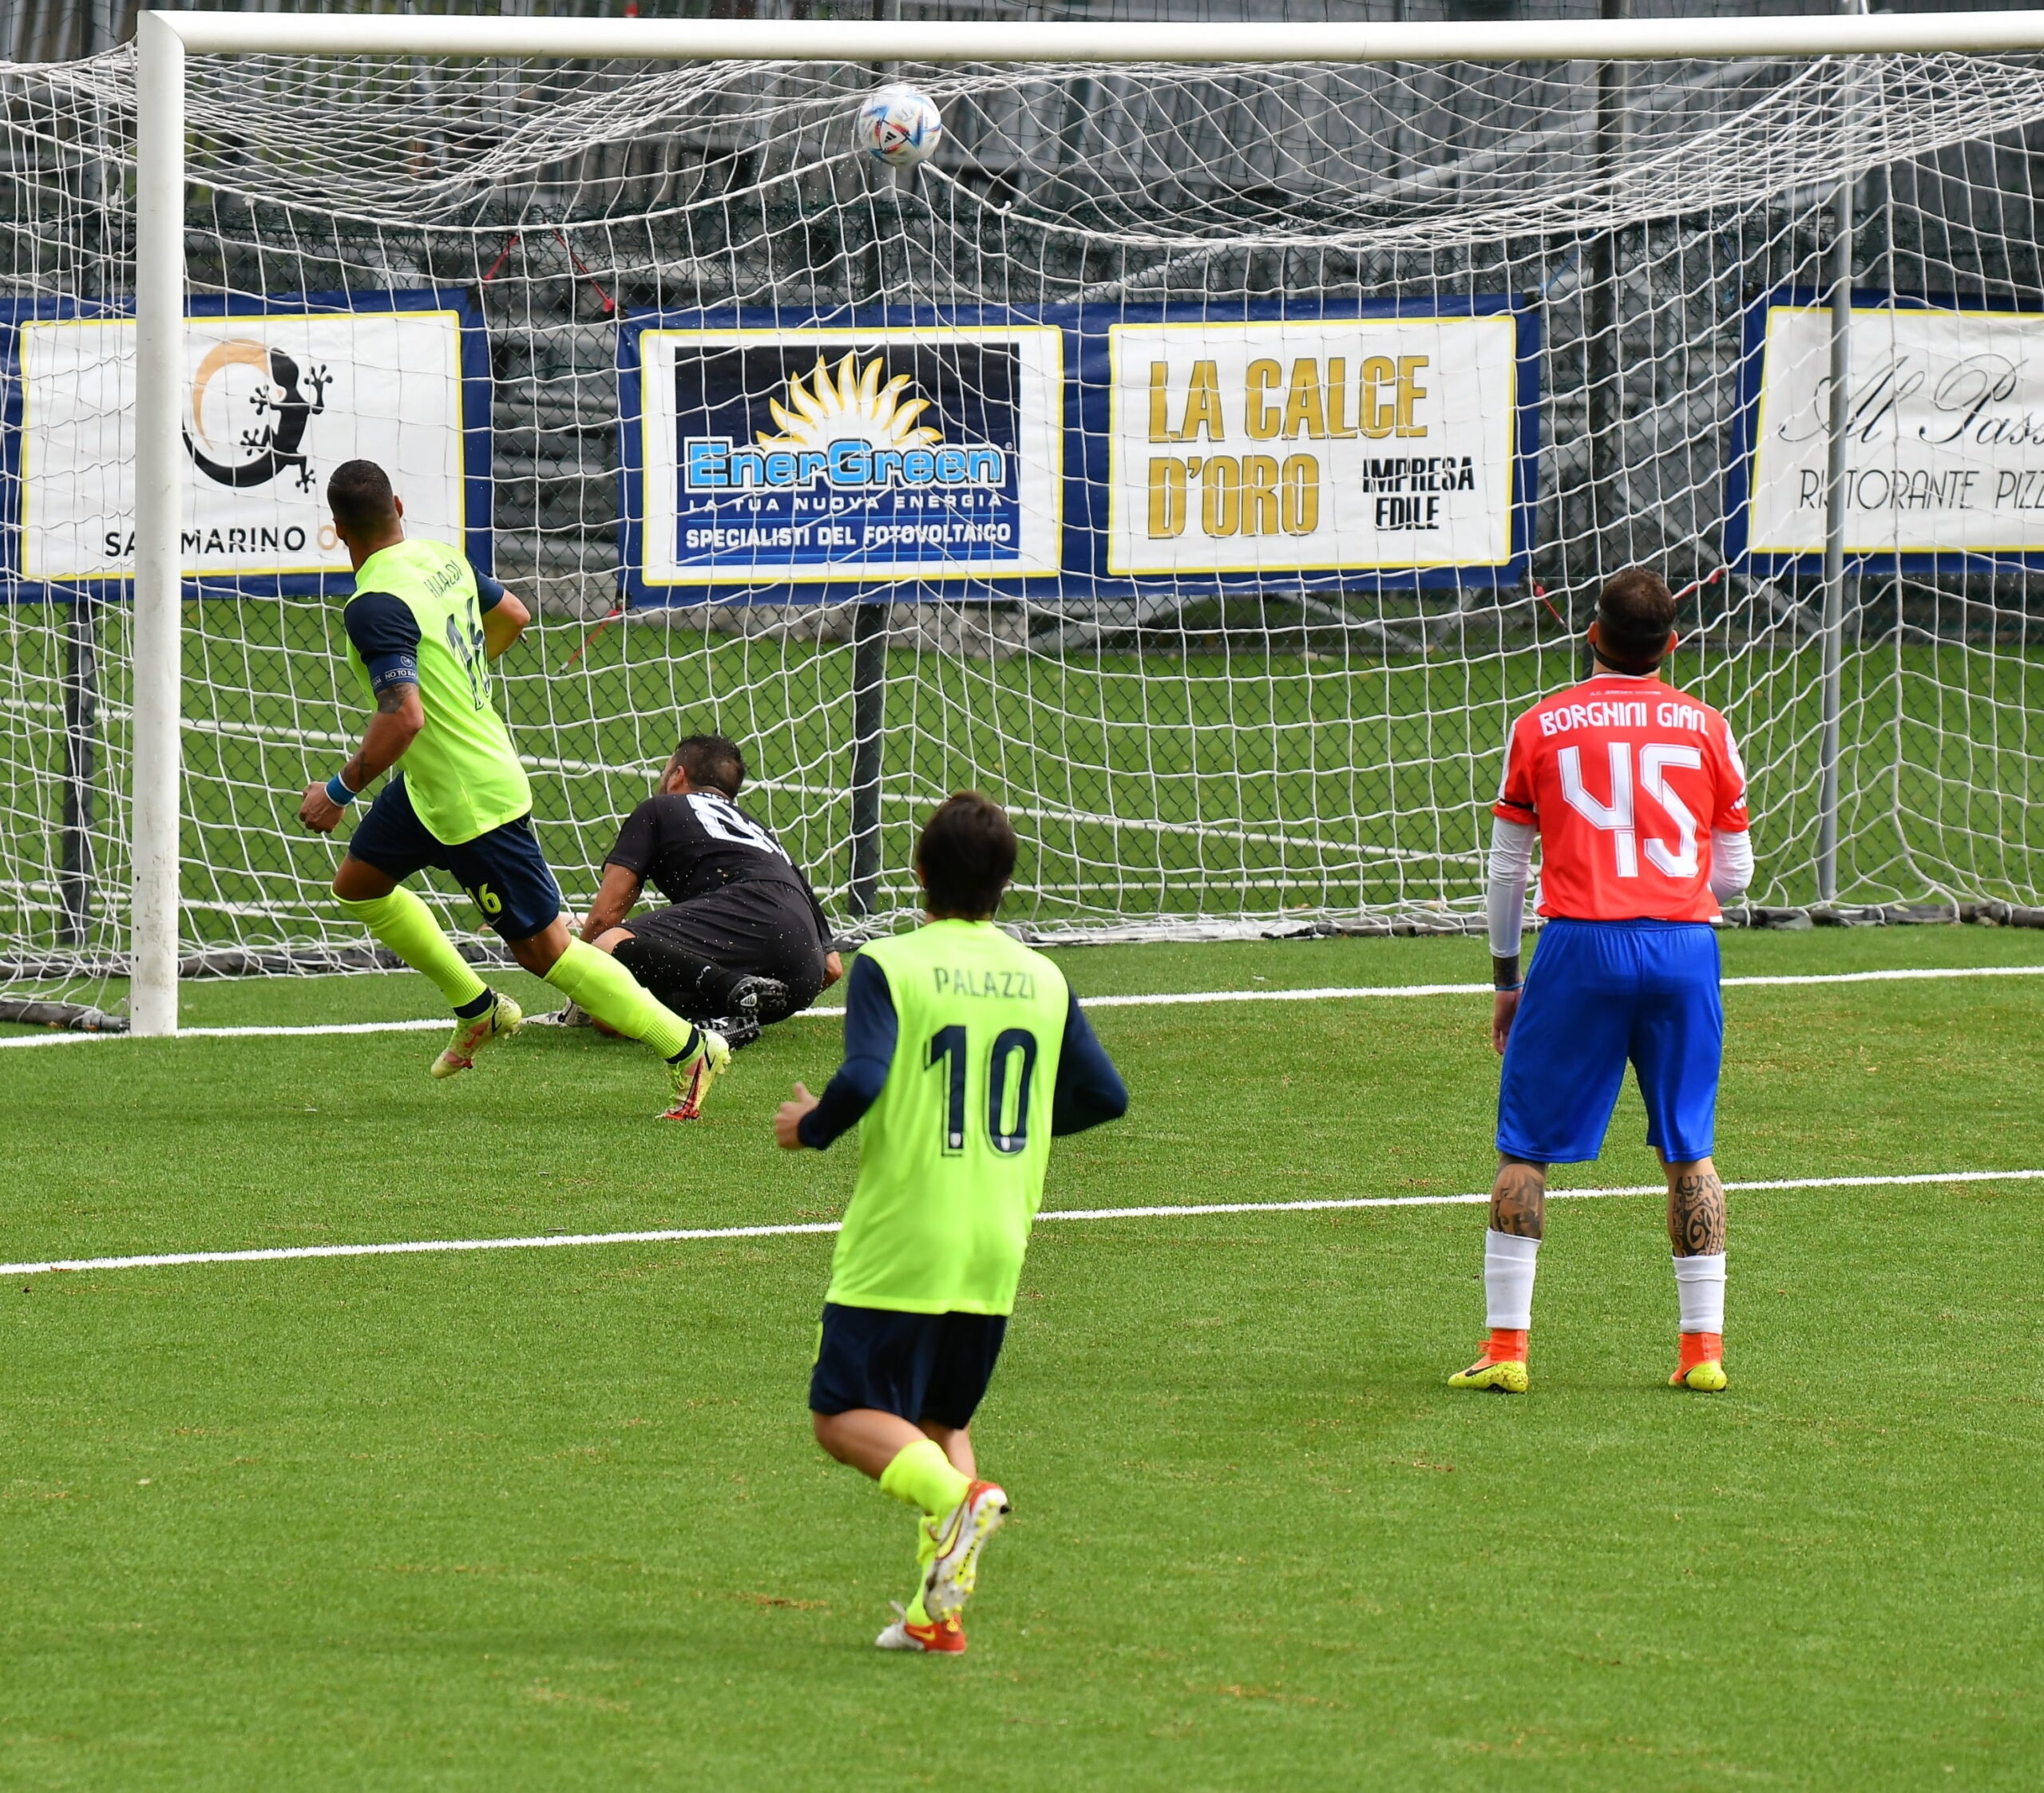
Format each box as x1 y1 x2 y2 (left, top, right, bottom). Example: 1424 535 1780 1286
1670 1331 1728 1391
876 1603 967 1653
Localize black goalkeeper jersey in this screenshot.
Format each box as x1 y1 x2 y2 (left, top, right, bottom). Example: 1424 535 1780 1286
604 790 830 939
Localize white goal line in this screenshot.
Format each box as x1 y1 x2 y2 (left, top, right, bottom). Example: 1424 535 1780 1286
2 960 2041 1050
0 1167 2032 1282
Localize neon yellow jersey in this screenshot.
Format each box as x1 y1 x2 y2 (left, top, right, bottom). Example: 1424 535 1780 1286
342 539 530 845
826 920 1071 1316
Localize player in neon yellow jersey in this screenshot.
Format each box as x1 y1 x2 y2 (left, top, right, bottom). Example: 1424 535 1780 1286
295 460 728 1118
774 792 1127 1653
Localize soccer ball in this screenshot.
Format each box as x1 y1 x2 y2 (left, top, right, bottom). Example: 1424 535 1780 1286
856 85 943 169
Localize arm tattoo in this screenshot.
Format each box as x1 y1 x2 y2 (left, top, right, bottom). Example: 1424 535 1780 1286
375 685 410 715
1490 1159 1547 1239
1670 1168 1727 1256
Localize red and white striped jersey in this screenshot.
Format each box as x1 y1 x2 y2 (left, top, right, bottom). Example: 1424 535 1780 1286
1494 672 1749 923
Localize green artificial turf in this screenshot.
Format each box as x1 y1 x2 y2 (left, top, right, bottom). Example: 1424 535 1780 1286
0 929 2039 1787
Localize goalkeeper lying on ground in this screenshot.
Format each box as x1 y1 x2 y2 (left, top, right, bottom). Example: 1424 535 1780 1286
569 734 842 1047
773 792 1127 1653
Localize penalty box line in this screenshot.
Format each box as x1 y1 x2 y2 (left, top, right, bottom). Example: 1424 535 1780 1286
4 961 2043 1050
0 1167 2035 1281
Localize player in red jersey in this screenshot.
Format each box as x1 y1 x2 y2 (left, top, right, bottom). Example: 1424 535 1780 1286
1448 568 1753 1395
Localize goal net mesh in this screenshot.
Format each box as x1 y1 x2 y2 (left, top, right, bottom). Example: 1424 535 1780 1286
6 41 2044 1014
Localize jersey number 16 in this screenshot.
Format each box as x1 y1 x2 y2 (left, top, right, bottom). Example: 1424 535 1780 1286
1557 741 1704 878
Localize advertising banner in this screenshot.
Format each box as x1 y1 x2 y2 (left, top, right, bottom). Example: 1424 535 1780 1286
1104 315 1525 579
628 323 1064 588
618 301 1539 604
1729 291 2044 571
3 291 491 594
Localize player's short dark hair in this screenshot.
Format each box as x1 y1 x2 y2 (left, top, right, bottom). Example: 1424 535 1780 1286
327 459 398 536
917 791 1016 920
664 734 744 798
1596 568 1678 674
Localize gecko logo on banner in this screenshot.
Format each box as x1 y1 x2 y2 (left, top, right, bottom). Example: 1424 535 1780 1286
636 326 1064 585
13 299 487 587
182 338 332 493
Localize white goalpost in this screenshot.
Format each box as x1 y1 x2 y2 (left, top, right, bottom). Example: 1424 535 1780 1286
12 7 2044 1034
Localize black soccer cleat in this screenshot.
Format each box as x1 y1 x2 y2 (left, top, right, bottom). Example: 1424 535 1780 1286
727 975 791 1021
703 1013 764 1051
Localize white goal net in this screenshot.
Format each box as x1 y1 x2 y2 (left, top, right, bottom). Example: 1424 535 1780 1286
6 24 2044 1022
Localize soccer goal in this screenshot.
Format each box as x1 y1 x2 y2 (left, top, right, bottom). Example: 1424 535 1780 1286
7 8 2044 1035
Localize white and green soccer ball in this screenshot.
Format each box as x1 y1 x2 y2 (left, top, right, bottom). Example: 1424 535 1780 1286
857 85 943 168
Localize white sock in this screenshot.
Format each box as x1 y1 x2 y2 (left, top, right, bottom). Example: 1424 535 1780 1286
1483 1229 1540 1329
1672 1252 1726 1334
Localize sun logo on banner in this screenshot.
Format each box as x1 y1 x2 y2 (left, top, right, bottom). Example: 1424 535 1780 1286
183 338 331 493
757 352 941 453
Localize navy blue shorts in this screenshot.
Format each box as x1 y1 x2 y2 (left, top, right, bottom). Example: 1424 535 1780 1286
1496 917 1723 1166
808 1304 1008 1428
346 774 564 942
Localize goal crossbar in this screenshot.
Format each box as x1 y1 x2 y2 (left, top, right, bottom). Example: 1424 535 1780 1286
150 8 2044 65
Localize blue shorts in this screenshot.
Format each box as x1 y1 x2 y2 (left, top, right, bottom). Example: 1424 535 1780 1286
1496 918 1723 1166
346 774 564 942
808 1304 1008 1428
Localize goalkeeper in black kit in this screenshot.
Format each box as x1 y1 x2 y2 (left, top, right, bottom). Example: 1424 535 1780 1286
572 734 842 1045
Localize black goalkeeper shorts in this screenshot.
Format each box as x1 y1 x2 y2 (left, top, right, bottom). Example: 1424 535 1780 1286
622 883 827 1016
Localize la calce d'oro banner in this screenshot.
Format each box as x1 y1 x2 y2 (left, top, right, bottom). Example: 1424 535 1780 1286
1738 298 2044 565
18 303 474 586
1105 315 1523 579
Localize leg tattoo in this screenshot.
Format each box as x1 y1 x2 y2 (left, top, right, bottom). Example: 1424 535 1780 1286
1667 1163 1727 1257
1490 1158 1547 1240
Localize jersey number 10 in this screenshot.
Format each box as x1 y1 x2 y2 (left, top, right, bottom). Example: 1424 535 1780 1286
1557 741 1704 878
928 1025 1039 1156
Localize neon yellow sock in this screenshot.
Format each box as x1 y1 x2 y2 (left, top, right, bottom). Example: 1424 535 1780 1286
336 886 487 1011
904 1511 941 1626
544 937 694 1060
879 1438 970 1521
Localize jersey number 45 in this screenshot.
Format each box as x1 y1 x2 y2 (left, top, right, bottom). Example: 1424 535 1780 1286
1558 741 1704 879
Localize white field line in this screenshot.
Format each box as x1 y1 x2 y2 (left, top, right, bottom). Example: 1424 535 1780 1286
4 960 2043 1049
0 1167 2034 1281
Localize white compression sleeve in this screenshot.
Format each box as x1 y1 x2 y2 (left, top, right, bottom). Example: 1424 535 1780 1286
1484 1229 1540 1329
1709 828 1754 903
1487 817 1538 961
1673 1252 1727 1333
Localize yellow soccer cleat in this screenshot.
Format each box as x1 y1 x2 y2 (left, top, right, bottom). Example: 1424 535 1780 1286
1670 1359 1728 1391
430 992 522 1079
659 1026 731 1120
921 1479 1010 1622
1448 1356 1529 1394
